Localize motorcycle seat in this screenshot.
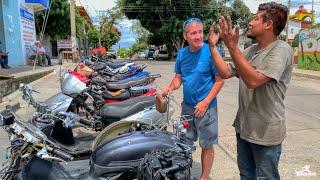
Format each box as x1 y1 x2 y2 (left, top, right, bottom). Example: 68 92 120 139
106 76 153 90
90 75 107 86
92 62 106 71
102 89 131 100
105 61 131 69
98 96 155 119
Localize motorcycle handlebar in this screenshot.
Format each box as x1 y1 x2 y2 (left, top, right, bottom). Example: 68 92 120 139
53 148 74 161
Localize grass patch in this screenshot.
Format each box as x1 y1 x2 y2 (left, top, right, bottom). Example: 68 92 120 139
298 54 320 71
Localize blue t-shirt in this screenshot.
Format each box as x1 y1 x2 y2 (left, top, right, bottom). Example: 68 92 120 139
175 43 219 108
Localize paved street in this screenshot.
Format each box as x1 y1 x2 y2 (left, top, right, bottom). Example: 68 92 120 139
1 60 320 179
145 60 320 180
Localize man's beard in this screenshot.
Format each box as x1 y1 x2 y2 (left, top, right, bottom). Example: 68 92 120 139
246 33 256 40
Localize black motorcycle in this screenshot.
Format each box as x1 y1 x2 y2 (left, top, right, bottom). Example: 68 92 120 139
0 105 195 180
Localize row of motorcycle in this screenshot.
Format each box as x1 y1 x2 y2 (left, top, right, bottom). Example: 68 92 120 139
0 57 195 179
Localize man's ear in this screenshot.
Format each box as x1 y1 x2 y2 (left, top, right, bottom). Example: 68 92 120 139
183 32 187 40
265 20 273 32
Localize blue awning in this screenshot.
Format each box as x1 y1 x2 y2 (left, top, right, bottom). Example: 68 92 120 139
25 0 49 12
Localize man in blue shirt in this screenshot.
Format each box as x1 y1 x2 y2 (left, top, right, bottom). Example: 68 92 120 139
162 18 224 180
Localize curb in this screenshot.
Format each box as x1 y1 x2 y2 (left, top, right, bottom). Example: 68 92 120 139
292 71 320 80
0 69 54 97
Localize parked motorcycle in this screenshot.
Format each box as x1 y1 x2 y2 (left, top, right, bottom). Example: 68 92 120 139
0 105 195 180
20 70 173 130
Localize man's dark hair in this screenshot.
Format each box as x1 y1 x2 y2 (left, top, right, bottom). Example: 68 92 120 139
258 2 288 36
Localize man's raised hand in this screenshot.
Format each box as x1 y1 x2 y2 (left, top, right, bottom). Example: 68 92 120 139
218 16 240 50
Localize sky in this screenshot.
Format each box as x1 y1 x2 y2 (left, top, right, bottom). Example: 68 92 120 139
77 0 320 49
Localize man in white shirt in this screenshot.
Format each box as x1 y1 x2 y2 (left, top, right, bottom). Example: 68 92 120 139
31 41 52 66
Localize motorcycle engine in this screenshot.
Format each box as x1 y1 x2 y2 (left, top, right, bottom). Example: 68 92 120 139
137 149 193 180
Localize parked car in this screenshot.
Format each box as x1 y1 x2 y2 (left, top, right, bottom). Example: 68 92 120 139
106 49 117 59
135 51 147 59
146 49 155 59
153 50 170 60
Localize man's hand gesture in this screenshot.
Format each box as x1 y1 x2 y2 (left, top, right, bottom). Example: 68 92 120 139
218 16 240 50
208 23 220 47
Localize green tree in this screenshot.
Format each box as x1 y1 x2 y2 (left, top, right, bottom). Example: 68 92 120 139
35 0 86 40
230 0 252 31
131 41 148 54
131 20 150 42
87 27 100 47
119 0 250 54
292 33 300 47
99 9 122 48
118 48 133 58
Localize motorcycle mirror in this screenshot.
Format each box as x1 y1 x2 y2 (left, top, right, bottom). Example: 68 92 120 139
5 105 13 112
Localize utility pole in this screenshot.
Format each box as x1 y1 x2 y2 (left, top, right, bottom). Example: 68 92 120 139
285 0 291 43
70 0 77 52
312 0 314 24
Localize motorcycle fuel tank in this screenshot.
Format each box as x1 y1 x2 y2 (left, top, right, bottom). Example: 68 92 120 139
90 130 181 177
45 92 73 113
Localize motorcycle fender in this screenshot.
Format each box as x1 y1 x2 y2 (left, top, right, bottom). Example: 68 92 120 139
122 104 175 127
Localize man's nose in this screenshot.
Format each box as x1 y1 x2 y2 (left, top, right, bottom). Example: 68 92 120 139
195 33 202 39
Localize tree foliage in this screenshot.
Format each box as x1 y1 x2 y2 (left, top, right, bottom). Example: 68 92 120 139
292 33 300 47
131 41 148 54
87 27 100 47
118 48 133 58
131 20 150 42
99 9 122 48
86 10 121 48
35 0 85 40
100 28 121 48
119 0 251 53
230 0 252 31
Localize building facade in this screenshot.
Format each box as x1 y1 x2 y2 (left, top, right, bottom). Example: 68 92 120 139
0 0 48 67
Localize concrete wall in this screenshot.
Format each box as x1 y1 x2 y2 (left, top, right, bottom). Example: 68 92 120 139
1 0 24 66
0 1 5 46
0 0 39 66
298 27 320 71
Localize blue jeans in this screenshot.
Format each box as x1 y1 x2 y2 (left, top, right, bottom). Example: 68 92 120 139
236 134 282 180
0 55 8 67
45 54 51 65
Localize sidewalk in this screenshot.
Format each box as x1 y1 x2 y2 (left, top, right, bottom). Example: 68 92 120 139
0 61 77 114
292 66 320 80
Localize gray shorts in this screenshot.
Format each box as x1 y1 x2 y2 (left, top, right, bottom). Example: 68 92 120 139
181 102 218 148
